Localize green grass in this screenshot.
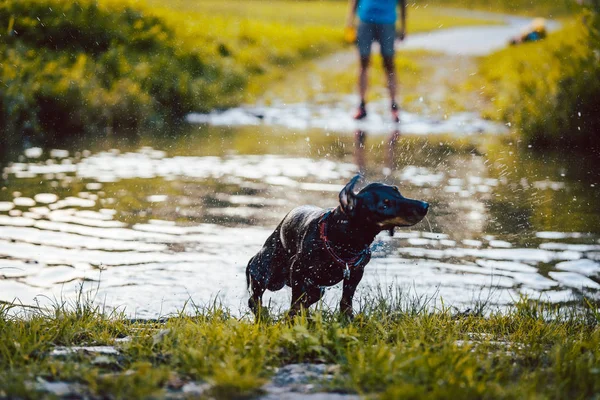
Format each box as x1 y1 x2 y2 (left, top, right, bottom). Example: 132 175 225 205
144 0 498 32
479 11 600 150
0 289 598 399
425 0 583 17
0 0 497 147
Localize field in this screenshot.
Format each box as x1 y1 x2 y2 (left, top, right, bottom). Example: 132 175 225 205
1 292 598 399
144 0 496 31
424 0 583 17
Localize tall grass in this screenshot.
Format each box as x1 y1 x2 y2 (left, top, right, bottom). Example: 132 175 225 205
0 287 598 398
425 0 583 17
480 11 600 150
0 0 250 145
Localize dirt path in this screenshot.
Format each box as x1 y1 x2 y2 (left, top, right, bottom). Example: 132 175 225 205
401 11 560 55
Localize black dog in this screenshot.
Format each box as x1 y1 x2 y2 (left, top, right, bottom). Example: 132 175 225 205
246 175 429 318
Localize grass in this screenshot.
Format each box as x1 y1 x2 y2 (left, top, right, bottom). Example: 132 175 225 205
0 287 598 399
0 0 497 147
144 0 498 31
478 10 600 150
148 0 499 104
425 0 583 17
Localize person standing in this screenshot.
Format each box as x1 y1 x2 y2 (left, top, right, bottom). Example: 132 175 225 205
346 0 406 122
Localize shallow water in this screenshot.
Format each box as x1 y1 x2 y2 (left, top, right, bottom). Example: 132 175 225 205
1 16 597 318
186 99 508 136
1 124 598 318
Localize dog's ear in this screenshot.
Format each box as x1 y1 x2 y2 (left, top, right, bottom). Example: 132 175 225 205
339 174 361 216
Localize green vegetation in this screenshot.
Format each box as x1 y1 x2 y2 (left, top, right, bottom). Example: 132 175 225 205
426 0 583 17
479 11 600 149
0 0 493 147
0 0 244 144
144 0 497 32
0 292 598 399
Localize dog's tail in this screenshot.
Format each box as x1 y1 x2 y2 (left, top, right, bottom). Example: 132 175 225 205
246 266 250 291
246 258 253 292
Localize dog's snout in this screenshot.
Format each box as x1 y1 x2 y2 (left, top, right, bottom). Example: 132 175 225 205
411 200 429 220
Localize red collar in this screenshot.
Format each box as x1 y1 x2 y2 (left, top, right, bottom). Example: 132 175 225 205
318 210 371 269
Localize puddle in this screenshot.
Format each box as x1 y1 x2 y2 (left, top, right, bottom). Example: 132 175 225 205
0 15 595 316
0 132 598 318
186 100 508 136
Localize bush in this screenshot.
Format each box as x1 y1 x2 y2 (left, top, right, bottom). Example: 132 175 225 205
480 11 600 150
0 0 249 145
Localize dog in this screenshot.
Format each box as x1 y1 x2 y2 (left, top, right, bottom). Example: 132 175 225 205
246 175 429 318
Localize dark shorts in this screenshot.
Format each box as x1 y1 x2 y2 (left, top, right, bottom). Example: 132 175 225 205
357 21 396 58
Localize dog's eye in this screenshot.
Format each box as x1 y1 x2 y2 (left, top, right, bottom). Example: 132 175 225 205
382 199 390 209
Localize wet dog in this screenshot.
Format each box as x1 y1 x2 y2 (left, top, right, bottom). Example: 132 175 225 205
246 175 429 318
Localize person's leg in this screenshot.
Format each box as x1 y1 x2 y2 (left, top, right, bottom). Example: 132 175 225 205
382 56 397 106
382 56 399 122
354 56 370 119
379 24 399 122
355 22 374 119
358 56 370 104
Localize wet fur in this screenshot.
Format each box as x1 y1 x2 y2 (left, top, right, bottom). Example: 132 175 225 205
246 175 429 318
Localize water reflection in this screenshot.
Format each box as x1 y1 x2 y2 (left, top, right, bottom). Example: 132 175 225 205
353 129 400 178
0 128 598 317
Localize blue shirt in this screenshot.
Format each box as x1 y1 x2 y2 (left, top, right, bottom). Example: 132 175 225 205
358 0 398 24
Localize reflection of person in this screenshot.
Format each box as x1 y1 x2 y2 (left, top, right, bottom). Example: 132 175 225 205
346 0 407 123
354 129 400 176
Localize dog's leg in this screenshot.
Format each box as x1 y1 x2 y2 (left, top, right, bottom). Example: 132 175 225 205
289 282 324 318
288 279 304 318
288 257 306 318
247 271 266 316
246 224 290 316
340 267 364 319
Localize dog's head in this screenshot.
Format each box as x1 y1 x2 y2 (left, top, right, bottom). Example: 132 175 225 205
339 175 429 233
